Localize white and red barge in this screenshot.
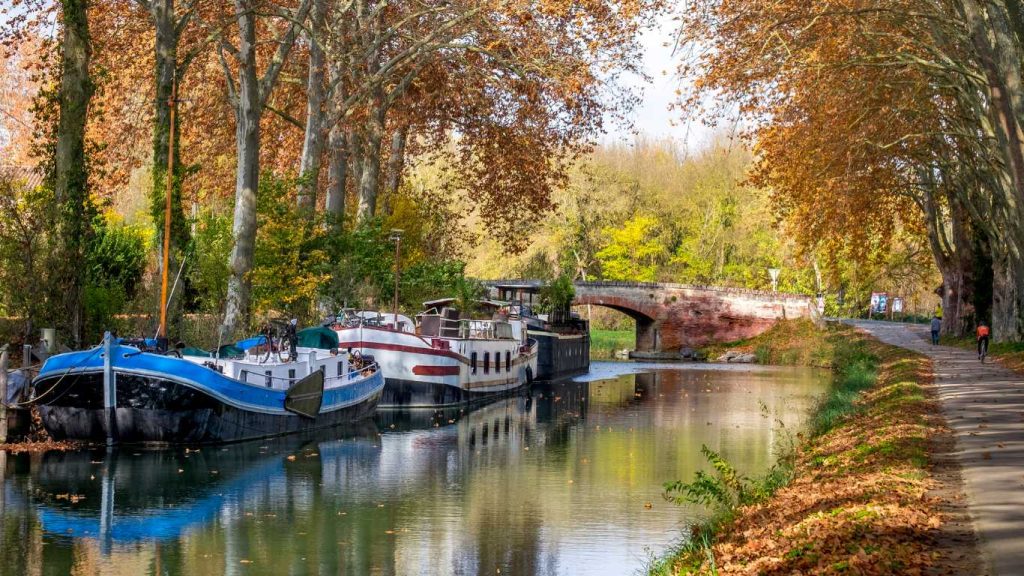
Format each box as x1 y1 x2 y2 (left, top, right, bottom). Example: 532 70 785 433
335 306 538 407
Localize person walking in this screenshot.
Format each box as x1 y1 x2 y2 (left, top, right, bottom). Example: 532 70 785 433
930 315 941 345
977 322 990 361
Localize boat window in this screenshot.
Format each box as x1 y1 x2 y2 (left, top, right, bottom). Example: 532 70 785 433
471 352 478 374
265 370 272 388
338 361 344 376
506 351 511 372
484 352 490 374
288 368 296 383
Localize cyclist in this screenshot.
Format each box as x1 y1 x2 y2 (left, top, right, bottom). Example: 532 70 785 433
977 322 990 362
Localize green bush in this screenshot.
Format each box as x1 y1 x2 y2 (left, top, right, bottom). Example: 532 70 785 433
82 220 150 342
189 209 233 315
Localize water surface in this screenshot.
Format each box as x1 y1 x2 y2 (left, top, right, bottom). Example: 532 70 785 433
0 361 827 575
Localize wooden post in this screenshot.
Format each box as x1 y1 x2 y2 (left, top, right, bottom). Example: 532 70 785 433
102 332 118 446
0 345 8 444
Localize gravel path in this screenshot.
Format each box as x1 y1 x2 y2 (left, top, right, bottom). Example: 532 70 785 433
849 320 1024 576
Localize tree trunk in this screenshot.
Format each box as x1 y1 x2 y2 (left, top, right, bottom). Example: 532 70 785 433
991 248 1024 342
296 0 326 214
383 123 408 213
350 129 364 202
356 95 385 220
221 2 262 339
961 0 1024 339
220 0 310 337
55 0 93 348
325 123 348 222
939 210 978 337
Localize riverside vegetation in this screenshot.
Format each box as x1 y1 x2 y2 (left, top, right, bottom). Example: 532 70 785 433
650 322 979 575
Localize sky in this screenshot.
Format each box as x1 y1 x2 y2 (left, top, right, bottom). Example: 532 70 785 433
604 19 719 152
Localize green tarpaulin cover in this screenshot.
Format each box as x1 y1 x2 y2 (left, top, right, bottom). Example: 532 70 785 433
296 326 339 350
181 346 212 358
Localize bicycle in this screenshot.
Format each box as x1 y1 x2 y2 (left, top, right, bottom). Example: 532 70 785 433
979 337 989 363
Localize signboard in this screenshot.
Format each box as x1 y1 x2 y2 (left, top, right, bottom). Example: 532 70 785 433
892 297 904 314
870 292 888 314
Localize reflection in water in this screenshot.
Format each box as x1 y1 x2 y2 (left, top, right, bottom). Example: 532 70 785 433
0 364 827 575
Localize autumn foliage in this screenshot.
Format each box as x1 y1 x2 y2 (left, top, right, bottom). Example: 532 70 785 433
675 0 1024 340
0 0 660 341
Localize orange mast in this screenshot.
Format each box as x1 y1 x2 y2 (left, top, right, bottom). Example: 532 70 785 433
158 73 176 340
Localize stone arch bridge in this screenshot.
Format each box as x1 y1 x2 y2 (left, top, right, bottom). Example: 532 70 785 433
485 280 817 353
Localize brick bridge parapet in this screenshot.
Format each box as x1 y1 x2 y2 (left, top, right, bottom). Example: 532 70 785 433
484 279 816 352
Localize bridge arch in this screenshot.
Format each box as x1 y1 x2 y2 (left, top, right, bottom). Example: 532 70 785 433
485 279 814 354
572 294 662 352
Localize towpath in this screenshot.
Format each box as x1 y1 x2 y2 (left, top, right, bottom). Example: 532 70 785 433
849 320 1024 576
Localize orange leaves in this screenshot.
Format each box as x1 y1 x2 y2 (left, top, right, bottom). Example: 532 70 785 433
675 0 954 269
676 335 976 575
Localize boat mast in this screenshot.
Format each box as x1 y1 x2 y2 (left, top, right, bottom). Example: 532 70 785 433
158 72 176 342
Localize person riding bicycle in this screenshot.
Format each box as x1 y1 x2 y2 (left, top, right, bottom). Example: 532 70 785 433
977 322 990 360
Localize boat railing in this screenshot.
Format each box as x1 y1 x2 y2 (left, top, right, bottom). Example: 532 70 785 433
430 318 514 340
324 361 379 386
238 362 378 390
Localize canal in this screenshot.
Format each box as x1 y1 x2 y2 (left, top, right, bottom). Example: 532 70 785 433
0 361 828 575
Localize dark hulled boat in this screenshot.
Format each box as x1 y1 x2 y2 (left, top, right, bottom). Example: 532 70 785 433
32 337 384 444
491 282 590 380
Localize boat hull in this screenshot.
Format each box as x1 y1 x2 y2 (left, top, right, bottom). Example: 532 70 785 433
336 326 538 408
381 376 529 408
532 330 590 381
35 371 383 444
32 343 385 444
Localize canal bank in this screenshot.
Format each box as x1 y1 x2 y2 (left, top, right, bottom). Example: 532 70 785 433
856 320 1024 576
650 322 982 575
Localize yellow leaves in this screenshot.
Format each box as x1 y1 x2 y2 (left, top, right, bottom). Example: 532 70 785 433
595 214 667 282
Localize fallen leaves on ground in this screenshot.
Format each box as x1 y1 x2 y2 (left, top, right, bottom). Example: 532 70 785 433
669 333 978 575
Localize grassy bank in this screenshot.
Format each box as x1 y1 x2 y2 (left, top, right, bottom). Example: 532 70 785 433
650 324 975 574
590 329 633 359
590 320 831 363
702 319 835 366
